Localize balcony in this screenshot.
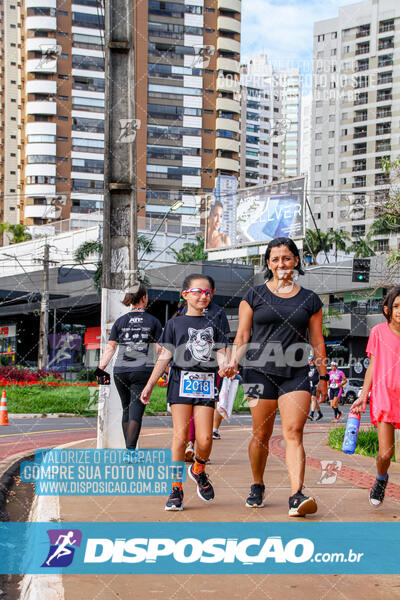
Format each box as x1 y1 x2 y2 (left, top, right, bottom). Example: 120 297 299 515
215 137 239 152
25 163 56 177
26 143 56 156
24 204 58 220
26 58 57 74
355 45 369 55
354 94 368 106
216 75 240 93
26 101 57 115
26 0 56 7
26 122 56 136
26 80 57 95
353 112 367 122
216 117 239 132
217 16 241 35
356 26 370 38
218 0 241 12
353 128 367 139
26 37 58 52
217 36 240 54
215 156 239 172
377 108 391 118
352 178 366 188
352 162 366 171
378 37 394 50
353 145 367 155
216 57 240 74
379 21 394 33
25 16 57 31
216 97 240 114
25 184 56 196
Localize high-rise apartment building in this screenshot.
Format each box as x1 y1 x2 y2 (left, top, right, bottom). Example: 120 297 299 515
239 55 282 188
3 0 241 236
17 0 104 232
0 2 20 232
133 0 241 230
275 67 301 178
311 0 400 252
300 92 312 182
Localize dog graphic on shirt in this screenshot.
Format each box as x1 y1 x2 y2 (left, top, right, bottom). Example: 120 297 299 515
186 327 214 362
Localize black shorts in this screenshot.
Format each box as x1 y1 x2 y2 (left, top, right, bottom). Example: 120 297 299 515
242 368 310 400
167 367 218 408
329 387 341 400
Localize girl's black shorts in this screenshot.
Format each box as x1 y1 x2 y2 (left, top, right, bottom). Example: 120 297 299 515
242 368 310 400
167 367 218 408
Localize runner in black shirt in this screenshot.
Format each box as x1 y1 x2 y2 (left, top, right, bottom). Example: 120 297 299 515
221 237 328 517
141 274 228 511
308 357 323 421
96 284 162 456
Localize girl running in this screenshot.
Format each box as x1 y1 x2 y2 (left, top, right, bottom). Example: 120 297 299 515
140 274 229 511
351 285 400 506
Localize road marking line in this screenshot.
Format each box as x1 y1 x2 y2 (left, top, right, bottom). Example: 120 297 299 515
0 427 95 438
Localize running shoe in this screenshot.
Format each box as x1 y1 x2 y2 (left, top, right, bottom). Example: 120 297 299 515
213 430 221 440
185 441 194 462
188 464 214 502
369 475 388 506
307 414 314 421
315 413 323 421
331 418 338 423
336 411 343 422
245 483 265 508
288 490 318 517
165 487 184 511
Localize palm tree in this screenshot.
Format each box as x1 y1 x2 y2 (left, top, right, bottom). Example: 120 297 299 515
303 229 333 264
171 235 207 263
327 228 351 261
348 235 376 258
74 235 155 293
0 223 32 244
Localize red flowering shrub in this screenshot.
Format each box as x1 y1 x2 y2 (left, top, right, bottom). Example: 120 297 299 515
0 366 62 383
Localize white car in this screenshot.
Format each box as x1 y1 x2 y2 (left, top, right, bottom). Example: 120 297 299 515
340 378 364 404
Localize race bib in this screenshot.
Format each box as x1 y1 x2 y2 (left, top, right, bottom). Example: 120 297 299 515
330 382 338 389
179 371 215 399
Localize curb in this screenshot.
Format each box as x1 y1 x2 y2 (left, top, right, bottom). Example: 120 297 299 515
19 437 94 600
0 451 35 522
8 412 172 419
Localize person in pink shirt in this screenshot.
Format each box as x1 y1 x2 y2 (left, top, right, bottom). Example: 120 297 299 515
328 362 346 422
351 285 400 506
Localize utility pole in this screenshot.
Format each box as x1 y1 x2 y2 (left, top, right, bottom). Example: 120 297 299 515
38 243 50 370
103 0 138 291
98 0 138 449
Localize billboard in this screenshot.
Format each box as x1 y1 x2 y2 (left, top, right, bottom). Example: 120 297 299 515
206 176 305 250
206 175 238 250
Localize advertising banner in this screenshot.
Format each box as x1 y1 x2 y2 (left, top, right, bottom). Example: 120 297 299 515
206 176 305 250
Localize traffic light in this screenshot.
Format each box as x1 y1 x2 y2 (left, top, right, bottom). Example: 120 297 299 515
352 258 370 283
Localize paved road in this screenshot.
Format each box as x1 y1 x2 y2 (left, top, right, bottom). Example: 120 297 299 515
0 404 369 463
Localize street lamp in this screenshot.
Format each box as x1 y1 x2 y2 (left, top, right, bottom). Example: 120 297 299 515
138 200 184 262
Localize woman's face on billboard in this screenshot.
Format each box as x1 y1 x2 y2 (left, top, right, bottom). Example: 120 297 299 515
210 206 223 231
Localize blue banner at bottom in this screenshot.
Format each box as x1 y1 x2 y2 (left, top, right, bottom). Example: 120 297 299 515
1 522 399 575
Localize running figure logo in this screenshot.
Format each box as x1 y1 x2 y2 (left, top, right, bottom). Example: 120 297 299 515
318 460 342 485
42 529 82 567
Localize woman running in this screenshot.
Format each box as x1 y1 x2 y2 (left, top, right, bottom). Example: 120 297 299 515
351 285 400 506
328 361 346 422
141 274 229 511
96 284 162 457
221 237 328 517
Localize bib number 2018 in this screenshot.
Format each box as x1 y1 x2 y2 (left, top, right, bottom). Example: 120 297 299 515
179 372 214 399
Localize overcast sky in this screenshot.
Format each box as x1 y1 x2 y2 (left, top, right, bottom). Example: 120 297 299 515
241 0 359 91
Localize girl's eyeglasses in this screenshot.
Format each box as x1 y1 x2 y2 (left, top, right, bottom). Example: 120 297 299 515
183 288 213 297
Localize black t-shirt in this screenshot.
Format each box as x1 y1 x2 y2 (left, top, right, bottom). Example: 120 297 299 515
181 301 230 336
109 311 163 373
242 284 323 377
158 314 228 373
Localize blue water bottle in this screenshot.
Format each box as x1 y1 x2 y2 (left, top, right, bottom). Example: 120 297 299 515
342 411 361 455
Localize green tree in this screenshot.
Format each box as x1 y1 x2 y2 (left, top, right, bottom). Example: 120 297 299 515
303 229 333 264
327 228 351 261
369 215 400 237
0 223 32 244
74 235 155 294
171 235 207 263
348 235 376 258
322 306 341 338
